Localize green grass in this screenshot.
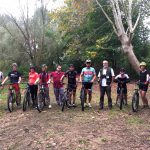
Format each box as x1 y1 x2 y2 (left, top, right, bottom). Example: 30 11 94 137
126 116 144 125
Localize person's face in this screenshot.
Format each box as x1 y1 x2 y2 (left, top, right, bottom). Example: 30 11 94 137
12 66 17 71
57 66 62 72
140 65 145 70
30 68 35 73
120 71 125 76
103 61 108 68
86 62 91 67
42 67 46 72
69 66 74 71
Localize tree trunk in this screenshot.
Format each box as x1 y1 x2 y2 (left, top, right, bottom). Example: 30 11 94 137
120 35 140 74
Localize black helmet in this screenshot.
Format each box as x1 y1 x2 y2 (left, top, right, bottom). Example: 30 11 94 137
69 64 74 67
120 68 125 72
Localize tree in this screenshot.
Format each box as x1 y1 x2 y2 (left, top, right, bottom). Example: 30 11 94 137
95 0 150 73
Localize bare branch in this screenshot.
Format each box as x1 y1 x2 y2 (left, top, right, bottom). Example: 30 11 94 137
95 0 118 35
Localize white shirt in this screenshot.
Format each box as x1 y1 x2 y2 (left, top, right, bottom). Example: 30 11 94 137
0 71 3 81
98 68 115 87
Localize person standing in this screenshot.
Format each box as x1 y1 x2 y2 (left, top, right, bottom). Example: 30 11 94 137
61 64 78 107
79 60 96 108
36 64 52 109
2 63 22 106
50 65 64 106
138 62 149 108
98 60 115 110
0 71 4 82
28 66 39 108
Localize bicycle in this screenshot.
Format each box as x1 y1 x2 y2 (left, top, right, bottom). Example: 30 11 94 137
116 84 126 110
6 83 21 112
22 83 32 111
132 83 140 112
61 87 70 112
37 84 47 112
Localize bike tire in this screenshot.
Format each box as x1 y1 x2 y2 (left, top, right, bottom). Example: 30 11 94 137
119 88 124 110
23 91 30 111
132 93 139 112
37 93 45 113
7 94 14 112
80 88 85 111
61 91 68 112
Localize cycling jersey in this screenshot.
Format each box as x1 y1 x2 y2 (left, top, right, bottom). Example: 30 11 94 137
39 72 50 87
29 72 39 85
115 74 130 87
8 71 21 84
50 71 64 88
81 67 96 82
65 70 77 85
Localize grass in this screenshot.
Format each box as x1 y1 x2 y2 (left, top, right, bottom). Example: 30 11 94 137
126 116 144 125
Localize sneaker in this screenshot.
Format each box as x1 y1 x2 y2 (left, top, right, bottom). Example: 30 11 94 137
88 103 92 108
84 103 88 108
48 105 52 109
72 104 77 107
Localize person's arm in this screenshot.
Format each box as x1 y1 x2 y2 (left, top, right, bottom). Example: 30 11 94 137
48 72 53 84
111 68 115 82
2 76 9 85
18 77 22 84
34 73 40 84
91 69 96 82
79 70 83 82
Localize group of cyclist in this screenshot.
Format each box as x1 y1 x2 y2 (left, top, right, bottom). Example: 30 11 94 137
0 60 149 110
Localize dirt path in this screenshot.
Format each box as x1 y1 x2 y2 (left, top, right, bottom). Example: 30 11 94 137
0 83 150 150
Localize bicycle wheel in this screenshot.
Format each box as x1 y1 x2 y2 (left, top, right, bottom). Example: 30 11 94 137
80 88 85 111
119 89 124 110
23 91 30 111
7 94 14 112
132 93 139 112
37 93 45 112
61 91 67 112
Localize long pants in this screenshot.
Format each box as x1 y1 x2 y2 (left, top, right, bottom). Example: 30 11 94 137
29 85 38 106
100 86 112 108
54 88 64 105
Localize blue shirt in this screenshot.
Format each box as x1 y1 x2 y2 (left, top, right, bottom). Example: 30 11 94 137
81 67 96 82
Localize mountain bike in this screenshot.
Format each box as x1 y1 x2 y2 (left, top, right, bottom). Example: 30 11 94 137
80 83 87 111
37 84 47 112
61 87 70 112
7 84 17 112
116 84 126 110
132 83 140 112
23 83 32 111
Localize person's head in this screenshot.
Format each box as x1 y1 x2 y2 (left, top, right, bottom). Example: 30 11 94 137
85 59 91 68
30 66 35 73
120 68 125 75
56 65 62 72
12 63 18 71
103 60 109 69
42 64 47 72
69 64 75 71
140 62 146 71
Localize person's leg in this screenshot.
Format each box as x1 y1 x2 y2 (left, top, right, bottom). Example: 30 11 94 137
141 91 148 106
73 89 76 106
100 86 105 109
13 84 21 105
34 85 38 106
30 85 35 107
54 88 60 105
59 88 64 105
106 86 112 109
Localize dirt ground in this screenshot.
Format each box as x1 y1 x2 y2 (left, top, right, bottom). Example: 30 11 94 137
0 83 150 150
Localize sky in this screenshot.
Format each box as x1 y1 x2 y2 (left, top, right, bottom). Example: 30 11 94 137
0 0 65 17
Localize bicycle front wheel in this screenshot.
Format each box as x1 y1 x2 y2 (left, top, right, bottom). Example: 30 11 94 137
23 91 30 112
7 94 14 112
37 93 45 112
80 88 85 111
132 93 139 112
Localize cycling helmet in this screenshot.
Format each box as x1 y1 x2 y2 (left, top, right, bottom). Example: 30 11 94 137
30 65 35 70
69 64 74 67
12 63 18 67
140 62 146 67
120 68 125 72
86 59 91 63
42 64 47 68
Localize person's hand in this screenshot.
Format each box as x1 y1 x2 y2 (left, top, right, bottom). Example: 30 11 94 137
91 80 94 83
47 81 50 84
145 81 148 85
